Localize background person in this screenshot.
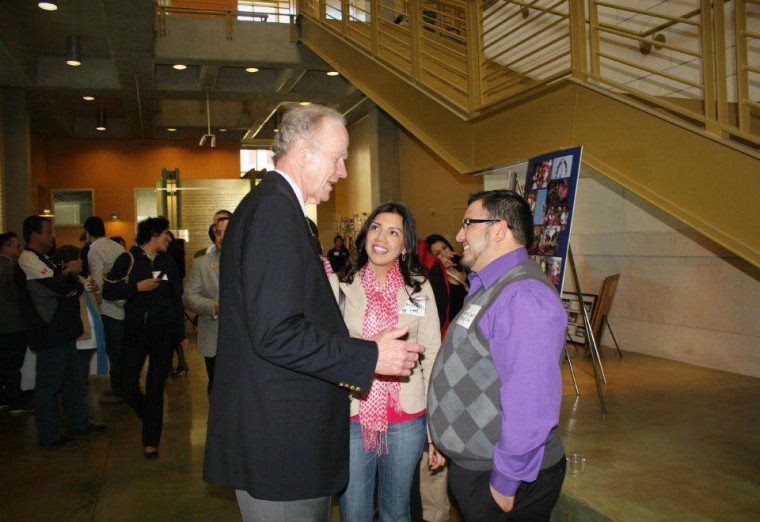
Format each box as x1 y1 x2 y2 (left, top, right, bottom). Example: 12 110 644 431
425 234 469 324
17 217 103 447
103 217 187 459
0 232 31 414
53 245 106 397
183 216 228 394
327 235 351 273
85 216 126 405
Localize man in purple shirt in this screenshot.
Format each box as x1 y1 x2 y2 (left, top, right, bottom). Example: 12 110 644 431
428 190 567 521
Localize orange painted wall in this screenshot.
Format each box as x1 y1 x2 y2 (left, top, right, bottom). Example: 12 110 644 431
45 139 241 247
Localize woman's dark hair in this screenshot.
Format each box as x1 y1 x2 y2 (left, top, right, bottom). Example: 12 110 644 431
135 217 170 246
425 234 465 270
424 234 454 252
340 202 426 294
52 244 80 266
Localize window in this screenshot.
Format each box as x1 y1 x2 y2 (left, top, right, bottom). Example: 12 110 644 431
237 1 292 24
52 190 93 226
240 149 274 176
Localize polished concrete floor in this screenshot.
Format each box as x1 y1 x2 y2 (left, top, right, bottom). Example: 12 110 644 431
1 342 759 521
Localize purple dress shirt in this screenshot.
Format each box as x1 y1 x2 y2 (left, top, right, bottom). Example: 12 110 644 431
467 247 566 496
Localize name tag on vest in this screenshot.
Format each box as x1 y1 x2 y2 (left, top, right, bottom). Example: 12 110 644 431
400 298 426 317
456 304 482 329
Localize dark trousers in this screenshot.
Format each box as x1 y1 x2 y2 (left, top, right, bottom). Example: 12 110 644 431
121 326 174 447
204 355 215 394
0 330 28 408
102 315 124 395
35 341 90 444
448 458 566 522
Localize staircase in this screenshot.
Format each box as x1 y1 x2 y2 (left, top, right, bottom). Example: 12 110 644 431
297 0 760 268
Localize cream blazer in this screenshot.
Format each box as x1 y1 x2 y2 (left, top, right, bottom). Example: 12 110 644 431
329 273 441 417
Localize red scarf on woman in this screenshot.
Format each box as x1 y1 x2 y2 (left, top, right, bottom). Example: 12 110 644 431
359 260 404 454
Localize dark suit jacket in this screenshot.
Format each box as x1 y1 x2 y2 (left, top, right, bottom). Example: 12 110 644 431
203 171 378 501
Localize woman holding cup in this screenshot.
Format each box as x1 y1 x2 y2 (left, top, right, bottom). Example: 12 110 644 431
329 202 440 522
103 217 187 459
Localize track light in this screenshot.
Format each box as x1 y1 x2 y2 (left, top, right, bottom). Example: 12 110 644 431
199 92 216 148
96 108 106 131
38 1 58 11
199 134 216 148
67 35 82 66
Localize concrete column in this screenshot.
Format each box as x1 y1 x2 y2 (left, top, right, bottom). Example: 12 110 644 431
2 88 33 232
369 107 400 206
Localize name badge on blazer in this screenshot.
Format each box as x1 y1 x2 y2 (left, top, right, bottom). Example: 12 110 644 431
400 297 426 317
456 304 482 329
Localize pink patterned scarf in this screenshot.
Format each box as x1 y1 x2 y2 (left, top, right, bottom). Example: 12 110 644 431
359 260 404 454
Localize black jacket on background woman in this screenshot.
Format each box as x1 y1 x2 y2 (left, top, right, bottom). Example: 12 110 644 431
103 246 184 343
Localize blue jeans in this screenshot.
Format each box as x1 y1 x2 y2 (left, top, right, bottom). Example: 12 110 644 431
339 416 427 522
35 341 90 444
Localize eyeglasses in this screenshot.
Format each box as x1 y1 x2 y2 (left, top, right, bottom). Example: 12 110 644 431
4 243 21 249
461 218 501 230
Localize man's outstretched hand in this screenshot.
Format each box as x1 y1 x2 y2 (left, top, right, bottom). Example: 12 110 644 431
372 325 424 377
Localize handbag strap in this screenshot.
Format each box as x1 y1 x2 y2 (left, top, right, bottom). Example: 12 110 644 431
102 251 135 284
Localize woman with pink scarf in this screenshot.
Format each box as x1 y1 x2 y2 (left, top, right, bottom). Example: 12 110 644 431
330 202 441 522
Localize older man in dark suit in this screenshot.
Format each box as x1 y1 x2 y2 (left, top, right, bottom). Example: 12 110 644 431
203 105 423 521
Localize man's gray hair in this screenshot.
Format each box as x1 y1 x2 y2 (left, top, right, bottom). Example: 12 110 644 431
271 105 346 163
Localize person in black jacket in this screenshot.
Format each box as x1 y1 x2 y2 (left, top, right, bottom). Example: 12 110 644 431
103 217 187 459
16 216 104 447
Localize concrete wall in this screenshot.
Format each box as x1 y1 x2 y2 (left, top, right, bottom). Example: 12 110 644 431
569 169 760 377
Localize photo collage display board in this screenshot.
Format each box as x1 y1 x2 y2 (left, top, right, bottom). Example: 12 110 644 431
561 292 597 344
522 146 583 294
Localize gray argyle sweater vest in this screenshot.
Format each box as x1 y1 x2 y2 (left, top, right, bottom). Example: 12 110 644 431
428 259 564 472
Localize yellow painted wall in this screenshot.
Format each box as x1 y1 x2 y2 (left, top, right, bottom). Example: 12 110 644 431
398 128 482 248
336 115 373 219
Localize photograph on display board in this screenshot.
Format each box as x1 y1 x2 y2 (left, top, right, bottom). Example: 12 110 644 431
551 155 573 180
522 146 583 294
532 189 547 225
532 159 552 188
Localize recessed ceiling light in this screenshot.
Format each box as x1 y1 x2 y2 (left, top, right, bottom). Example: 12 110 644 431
173 64 187 70
245 67 259 73
83 96 95 101
299 101 311 106
326 71 339 76
167 128 177 132
38 1 58 11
